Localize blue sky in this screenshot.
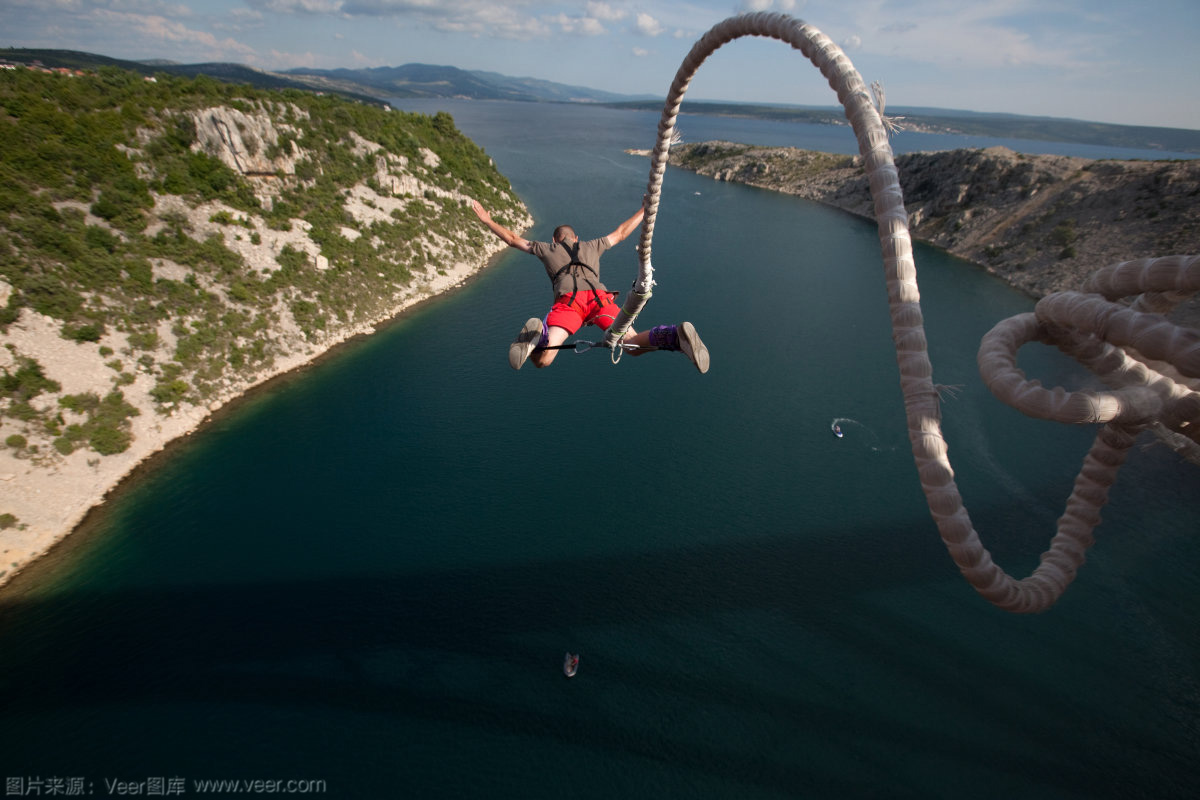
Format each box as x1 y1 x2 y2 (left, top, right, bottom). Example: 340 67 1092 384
4 0 1198 130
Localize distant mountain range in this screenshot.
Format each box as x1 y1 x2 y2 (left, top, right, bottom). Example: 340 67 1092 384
4 48 1198 154
284 63 653 104
603 100 1200 154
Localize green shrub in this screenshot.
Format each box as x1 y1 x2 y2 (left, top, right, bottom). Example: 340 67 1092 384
85 225 120 254
5 434 27 449
123 258 154 293
91 175 152 232
6 402 39 422
90 424 132 455
150 378 190 405
291 299 326 340
48 390 140 455
1050 220 1077 246
2 357 61 401
63 424 88 444
21 274 84 319
127 330 160 350
63 322 105 342
0 296 20 329
60 393 101 415
0 513 18 530
210 210 255 229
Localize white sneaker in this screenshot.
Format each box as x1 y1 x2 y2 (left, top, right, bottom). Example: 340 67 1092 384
509 318 543 370
677 321 709 374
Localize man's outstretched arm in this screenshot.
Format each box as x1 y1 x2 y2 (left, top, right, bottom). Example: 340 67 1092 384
472 199 533 253
605 197 648 246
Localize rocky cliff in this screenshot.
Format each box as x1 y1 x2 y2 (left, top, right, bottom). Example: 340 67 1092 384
661 142 1199 308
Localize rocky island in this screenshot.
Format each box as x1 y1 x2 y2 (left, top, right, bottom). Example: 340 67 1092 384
0 67 531 589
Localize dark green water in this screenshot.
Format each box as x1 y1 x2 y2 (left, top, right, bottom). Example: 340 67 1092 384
1 101 1196 799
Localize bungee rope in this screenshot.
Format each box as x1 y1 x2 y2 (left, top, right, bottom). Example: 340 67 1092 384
615 12 1198 613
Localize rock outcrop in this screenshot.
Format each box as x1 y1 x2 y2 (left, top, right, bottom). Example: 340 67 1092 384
661 142 1200 312
191 104 307 178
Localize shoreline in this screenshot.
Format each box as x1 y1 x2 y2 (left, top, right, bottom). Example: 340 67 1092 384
0 244 512 598
637 143 1200 326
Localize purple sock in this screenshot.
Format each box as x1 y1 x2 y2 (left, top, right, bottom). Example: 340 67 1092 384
649 325 678 350
538 318 549 347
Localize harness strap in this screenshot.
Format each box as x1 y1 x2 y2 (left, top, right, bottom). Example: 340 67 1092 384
551 240 606 308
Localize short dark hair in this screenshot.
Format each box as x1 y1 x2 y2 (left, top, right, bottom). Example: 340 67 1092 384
553 225 576 243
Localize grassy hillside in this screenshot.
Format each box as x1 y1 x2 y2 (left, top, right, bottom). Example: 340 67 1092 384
0 64 526 469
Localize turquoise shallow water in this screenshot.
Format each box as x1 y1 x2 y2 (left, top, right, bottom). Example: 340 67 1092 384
0 101 1196 799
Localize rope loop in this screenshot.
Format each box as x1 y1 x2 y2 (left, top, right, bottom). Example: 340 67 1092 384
630 13 1197 613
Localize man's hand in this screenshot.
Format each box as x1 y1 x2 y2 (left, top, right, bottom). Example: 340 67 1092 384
608 200 647 246
471 199 492 223
471 198 532 252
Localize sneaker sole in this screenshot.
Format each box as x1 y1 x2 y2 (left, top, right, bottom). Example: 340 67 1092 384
677 321 710 374
509 317 543 370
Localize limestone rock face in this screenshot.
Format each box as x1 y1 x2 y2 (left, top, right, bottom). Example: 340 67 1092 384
191 105 306 176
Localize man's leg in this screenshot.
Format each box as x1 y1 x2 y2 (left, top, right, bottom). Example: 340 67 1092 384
524 296 585 369
531 325 571 368
622 323 709 373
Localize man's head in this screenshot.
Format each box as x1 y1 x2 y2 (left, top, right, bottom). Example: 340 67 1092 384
552 225 577 245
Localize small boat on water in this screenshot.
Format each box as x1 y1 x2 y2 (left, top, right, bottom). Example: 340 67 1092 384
833 424 844 438
563 652 580 678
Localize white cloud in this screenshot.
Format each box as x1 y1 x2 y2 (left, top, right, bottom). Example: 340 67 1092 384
834 1 1102 73
253 0 344 12
93 9 257 56
737 0 797 12
228 8 265 23
8 0 194 12
841 34 861 51
577 16 606 35
632 46 650 57
240 1 681 44
550 12 606 36
634 12 663 37
585 1 626 22
248 1 574 41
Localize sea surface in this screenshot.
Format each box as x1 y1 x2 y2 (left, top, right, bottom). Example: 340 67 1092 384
0 100 1196 799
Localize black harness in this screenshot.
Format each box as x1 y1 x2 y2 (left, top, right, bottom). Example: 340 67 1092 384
551 240 610 309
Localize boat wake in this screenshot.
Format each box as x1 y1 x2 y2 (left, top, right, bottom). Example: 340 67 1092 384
830 417 894 452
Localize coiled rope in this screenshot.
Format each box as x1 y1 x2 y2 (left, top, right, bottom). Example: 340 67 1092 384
607 12 1199 613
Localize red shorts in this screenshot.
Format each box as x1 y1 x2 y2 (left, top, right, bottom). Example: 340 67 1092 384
545 291 621 335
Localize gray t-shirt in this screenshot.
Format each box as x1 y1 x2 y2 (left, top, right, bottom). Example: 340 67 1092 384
529 236 612 298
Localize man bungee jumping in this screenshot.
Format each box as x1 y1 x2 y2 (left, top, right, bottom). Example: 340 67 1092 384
471 197 710 372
